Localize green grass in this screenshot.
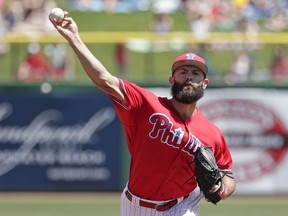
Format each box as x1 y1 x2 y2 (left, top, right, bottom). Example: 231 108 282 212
0 192 120 216
200 197 288 216
0 193 287 216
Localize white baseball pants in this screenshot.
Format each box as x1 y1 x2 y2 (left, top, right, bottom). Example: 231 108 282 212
120 186 203 216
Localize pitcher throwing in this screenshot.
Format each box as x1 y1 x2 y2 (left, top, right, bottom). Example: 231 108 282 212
49 10 236 216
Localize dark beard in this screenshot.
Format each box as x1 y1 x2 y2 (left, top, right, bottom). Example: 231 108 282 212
171 80 204 104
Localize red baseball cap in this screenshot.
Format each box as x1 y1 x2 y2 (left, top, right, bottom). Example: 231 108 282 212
171 53 208 76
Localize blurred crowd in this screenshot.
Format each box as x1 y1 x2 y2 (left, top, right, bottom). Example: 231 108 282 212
0 0 57 33
180 0 288 84
0 0 74 82
63 0 288 84
0 0 287 84
182 0 288 33
70 0 288 33
16 42 73 83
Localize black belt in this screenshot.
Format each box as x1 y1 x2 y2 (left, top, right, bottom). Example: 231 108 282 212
125 190 189 212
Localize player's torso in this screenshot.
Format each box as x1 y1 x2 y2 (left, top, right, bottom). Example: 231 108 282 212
124 95 212 200
110 80 222 200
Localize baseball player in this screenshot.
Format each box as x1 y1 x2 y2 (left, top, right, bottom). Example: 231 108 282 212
49 11 235 216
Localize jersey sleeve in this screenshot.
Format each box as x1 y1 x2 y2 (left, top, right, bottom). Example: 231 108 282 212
106 79 148 125
214 129 233 171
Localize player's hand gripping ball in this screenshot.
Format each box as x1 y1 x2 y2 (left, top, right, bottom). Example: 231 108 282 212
49 8 64 23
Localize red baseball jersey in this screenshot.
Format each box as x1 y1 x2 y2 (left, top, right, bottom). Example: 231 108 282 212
108 79 233 201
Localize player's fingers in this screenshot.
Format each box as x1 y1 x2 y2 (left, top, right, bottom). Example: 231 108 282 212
62 17 73 28
49 11 68 27
49 18 59 28
63 11 69 18
49 14 63 27
63 16 73 23
209 181 221 193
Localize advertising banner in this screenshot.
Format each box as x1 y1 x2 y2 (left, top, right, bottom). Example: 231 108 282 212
150 87 288 195
1 87 287 194
0 92 122 191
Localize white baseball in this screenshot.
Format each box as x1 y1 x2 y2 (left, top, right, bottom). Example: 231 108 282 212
49 8 64 23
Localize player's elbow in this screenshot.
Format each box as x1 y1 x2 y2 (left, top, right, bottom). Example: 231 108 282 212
94 75 125 102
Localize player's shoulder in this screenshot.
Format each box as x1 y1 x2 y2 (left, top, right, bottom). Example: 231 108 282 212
121 79 149 92
120 79 162 105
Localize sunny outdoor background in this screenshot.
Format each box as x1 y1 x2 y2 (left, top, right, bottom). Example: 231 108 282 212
0 0 288 215
1 0 288 86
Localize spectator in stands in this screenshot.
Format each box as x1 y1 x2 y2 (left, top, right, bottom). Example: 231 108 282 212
104 0 118 13
228 51 252 84
44 43 74 81
150 12 173 35
16 42 50 82
188 13 212 39
115 43 127 78
271 46 288 83
0 0 9 54
149 12 174 51
4 0 57 32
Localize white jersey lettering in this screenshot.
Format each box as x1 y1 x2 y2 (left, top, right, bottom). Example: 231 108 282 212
149 113 201 156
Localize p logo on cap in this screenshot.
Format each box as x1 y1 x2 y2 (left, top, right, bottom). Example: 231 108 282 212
186 53 196 60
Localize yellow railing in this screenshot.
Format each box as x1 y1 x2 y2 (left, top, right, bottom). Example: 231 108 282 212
1 32 288 44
